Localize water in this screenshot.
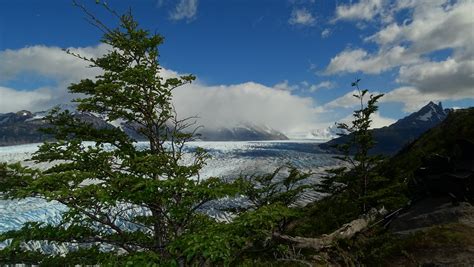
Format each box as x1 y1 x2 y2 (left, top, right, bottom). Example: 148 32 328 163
0 140 339 233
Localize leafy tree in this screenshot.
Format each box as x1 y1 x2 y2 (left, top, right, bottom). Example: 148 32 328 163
317 79 385 213
0 3 311 266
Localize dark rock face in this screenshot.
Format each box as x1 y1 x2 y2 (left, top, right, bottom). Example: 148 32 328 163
320 102 451 155
0 111 52 146
0 110 114 146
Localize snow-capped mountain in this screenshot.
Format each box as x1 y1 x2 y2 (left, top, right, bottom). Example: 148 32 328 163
320 101 451 155
197 123 288 141
0 107 288 146
391 101 450 130
0 108 112 146
0 110 52 146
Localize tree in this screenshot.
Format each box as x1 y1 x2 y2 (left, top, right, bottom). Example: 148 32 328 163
0 4 232 265
317 79 384 213
0 3 310 266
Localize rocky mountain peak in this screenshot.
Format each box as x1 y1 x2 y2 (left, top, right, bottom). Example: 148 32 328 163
415 101 448 122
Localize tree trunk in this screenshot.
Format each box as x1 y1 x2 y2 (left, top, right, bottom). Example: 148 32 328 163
273 208 386 251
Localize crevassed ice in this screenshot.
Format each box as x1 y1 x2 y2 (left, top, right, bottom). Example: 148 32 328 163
0 140 338 234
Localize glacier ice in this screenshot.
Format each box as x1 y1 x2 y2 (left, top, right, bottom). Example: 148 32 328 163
0 140 339 234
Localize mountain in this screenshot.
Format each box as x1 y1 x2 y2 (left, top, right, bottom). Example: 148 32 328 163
121 121 288 141
0 108 288 146
320 101 451 155
0 110 50 146
196 123 288 141
0 109 113 146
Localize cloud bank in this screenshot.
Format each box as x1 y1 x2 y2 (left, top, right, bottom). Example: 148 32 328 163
172 82 318 132
0 44 322 133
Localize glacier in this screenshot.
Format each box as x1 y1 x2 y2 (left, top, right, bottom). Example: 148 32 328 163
0 140 339 235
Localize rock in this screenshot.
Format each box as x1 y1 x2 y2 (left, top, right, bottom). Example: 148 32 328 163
390 197 474 234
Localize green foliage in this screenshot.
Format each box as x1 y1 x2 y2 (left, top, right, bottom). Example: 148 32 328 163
236 165 312 208
0 4 311 265
316 79 386 213
286 80 408 252
288 193 360 237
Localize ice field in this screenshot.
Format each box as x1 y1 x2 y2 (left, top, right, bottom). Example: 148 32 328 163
0 140 339 234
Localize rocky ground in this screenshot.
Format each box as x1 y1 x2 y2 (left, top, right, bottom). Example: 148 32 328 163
387 197 474 266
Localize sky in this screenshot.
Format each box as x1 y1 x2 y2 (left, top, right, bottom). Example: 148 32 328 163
0 0 473 135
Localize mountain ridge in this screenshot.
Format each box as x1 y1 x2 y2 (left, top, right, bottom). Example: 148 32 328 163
0 107 288 146
320 101 451 155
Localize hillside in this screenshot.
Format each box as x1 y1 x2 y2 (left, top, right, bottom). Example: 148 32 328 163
387 107 474 178
0 110 111 146
279 107 474 266
342 108 474 265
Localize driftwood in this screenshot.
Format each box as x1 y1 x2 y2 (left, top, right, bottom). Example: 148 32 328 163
273 208 386 251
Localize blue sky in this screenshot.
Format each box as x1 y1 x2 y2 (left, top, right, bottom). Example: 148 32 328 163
0 0 473 134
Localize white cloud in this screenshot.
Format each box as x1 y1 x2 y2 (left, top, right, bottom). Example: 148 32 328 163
321 85 466 114
169 0 198 21
338 111 396 129
381 86 474 112
327 0 474 105
370 112 396 128
274 80 299 91
397 57 474 96
0 44 110 112
0 44 107 83
326 84 472 114
273 80 334 93
172 82 319 132
309 81 334 92
324 89 384 109
366 0 474 53
325 46 419 74
321 28 331 38
334 0 386 22
0 86 52 113
381 87 441 112
289 8 316 26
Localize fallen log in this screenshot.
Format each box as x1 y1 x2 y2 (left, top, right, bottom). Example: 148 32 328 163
273 208 386 251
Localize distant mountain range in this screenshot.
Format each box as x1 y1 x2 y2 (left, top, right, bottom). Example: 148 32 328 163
0 101 451 149
0 109 113 146
0 107 288 146
320 101 451 155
